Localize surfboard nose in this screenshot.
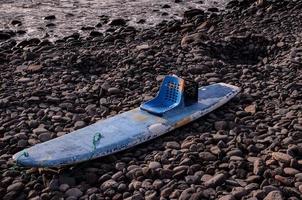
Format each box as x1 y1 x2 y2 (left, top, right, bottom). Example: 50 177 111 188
13 149 78 167
13 150 34 167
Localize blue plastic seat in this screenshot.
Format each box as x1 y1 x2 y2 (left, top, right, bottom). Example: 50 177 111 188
140 75 185 116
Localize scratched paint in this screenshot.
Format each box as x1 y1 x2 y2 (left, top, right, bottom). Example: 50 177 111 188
13 83 240 167
148 123 171 135
132 113 150 122
174 117 192 129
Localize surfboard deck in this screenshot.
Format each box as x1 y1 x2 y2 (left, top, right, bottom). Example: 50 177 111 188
13 83 240 167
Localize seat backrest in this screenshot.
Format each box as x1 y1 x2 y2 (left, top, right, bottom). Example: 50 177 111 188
158 76 184 106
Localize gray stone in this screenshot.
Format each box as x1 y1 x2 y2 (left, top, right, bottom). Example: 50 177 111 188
218 195 236 200
253 158 264 175
149 161 161 170
17 139 28 147
231 187 247 199
160 187 173 198
136 44 150 51
59 184 70 192
74 121 86 129
272 152 292 164
101 179 118 190
145 191 157 200
263 191 283 200
204 173 226 187
179 188 195 200
7 182 24 192
33 127 48 135
38 132 52 142
49 179 59 190
199 152 217 161
185 175 199 184
65 188 83 198
165 141 180 149
108 87 120 94
214 121 228 130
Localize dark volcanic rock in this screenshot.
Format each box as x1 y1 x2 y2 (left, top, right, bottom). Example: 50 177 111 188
11 20 22 26
44 15 56 20
1 1 302 200
204 173 226 187
184 9 204 19
0 30 14 40
109 18 127 26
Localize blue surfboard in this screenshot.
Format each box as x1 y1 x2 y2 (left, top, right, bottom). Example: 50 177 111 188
13 80 240 167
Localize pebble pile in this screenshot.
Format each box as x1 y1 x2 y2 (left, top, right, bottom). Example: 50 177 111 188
0 0 301 199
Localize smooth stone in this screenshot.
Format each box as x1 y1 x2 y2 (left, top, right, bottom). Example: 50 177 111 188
38 132 52 142
272 152 292 164
33 127 48 135
214 121 228 130
263 191 283 200
109 18 126 26
49 179 59 190
101 179 118 190
199 152 216 161
149 161 161 170
74 121 86 129
136 44 150 51
11 20 22 26
218 195 235 200
161 187 173 198
65 188 83 198
284 167 300 176
59 184 70 192
108 87 120 95
179 188 195 200
204 173 226 187
18 77 31 83
44 15 56 20
165 141 180 149
27 64 42 72
7 182 24 192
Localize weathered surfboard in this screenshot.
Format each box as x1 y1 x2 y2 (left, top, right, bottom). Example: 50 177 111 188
13 83 240 167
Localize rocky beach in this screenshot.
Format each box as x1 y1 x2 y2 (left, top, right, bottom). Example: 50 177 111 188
0 0 302 200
